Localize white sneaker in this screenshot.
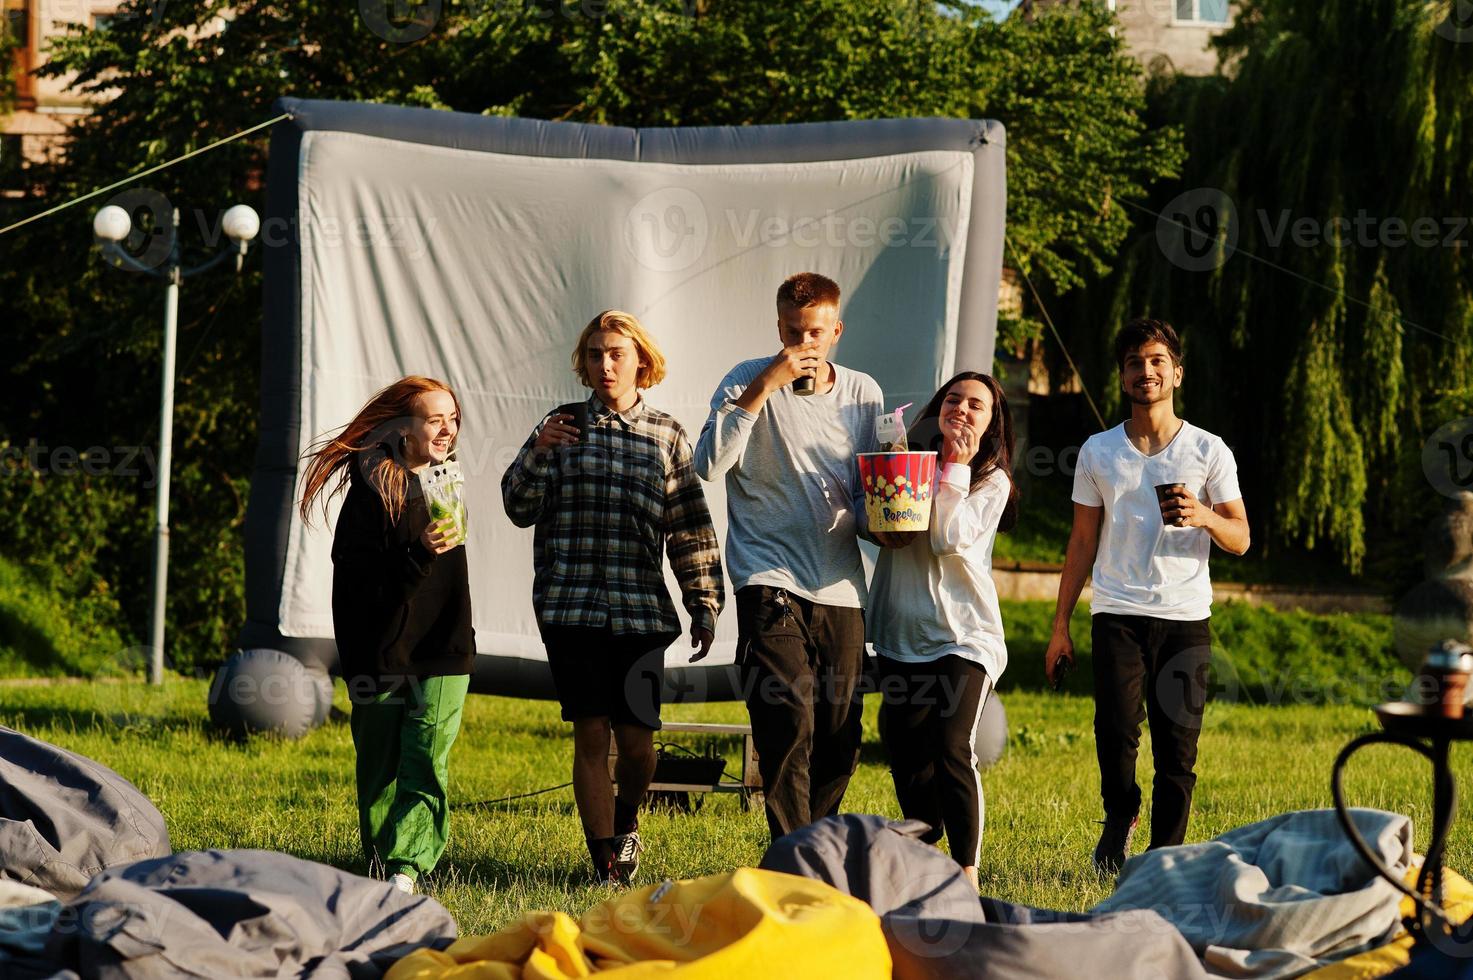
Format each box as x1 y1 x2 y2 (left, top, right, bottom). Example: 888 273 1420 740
612 830 643 884
389 872 416 895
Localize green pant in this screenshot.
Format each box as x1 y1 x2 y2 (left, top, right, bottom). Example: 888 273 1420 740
350 673 470 880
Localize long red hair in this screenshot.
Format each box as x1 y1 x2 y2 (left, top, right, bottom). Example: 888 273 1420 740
298 376 463 526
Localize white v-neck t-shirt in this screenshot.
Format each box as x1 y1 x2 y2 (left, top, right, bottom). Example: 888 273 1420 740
1072 420 1242 621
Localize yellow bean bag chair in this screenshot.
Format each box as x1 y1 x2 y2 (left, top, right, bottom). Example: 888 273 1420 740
384 867 892 980
1305 864 1473 979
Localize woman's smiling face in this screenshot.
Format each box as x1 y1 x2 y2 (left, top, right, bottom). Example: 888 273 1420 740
404 389 459 468
940 379 993 440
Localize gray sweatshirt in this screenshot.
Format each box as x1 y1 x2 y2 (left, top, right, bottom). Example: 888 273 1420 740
694 357 885 608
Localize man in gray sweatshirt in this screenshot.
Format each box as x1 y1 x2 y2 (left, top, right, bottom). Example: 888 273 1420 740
695 272 884 840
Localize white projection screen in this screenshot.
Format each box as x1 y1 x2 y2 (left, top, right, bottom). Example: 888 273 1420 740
239 97 1006 699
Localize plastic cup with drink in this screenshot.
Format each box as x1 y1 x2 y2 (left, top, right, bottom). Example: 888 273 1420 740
1155 482 1188 526
420 458 467 546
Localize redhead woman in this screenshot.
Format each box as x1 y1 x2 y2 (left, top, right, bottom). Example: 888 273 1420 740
299 375 473 895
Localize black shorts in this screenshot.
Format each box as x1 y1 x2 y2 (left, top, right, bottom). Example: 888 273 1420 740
540 623 677 729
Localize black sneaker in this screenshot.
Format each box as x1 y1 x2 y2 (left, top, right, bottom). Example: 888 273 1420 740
612 830 643 884
1092 812 1139 877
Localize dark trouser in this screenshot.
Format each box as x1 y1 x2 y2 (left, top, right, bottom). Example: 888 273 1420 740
877 654 994 868
736 585 866 841
1091 613 1213 849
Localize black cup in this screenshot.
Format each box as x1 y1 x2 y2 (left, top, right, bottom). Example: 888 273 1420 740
792 374 817 396
1155 482 1186 526
565 402 588 436
551 401 586 446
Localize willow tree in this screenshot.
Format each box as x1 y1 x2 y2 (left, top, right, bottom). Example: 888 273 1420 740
1067 0 1473 578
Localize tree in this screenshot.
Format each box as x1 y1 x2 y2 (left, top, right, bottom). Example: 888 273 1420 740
0 30 15 120
1051 0 1472 580
0 0 1179 670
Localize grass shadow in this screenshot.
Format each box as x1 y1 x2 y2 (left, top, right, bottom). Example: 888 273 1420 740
0 702 204 737
0 701 341 747
857 737 890 767
979 861 1109 896
0 605 67 677
456 797 580 817
425 852 595 894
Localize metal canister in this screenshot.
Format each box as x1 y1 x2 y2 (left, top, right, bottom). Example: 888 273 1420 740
1420 640 1473 719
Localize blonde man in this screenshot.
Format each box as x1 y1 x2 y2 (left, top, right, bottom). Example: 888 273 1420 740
694 273 884 841
502 310 724 885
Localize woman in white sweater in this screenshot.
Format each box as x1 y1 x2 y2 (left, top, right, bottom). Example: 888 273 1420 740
869 371 1018 890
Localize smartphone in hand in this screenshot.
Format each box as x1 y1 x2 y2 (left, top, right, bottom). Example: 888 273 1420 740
1051 656 1073 692
551 401 588 448
565 401 588 436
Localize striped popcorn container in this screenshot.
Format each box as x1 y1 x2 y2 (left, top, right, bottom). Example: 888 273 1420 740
857 451 938 532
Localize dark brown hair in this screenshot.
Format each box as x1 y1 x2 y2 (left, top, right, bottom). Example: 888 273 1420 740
1114 317 1182 370
776 271 840 311
912 372 1018 533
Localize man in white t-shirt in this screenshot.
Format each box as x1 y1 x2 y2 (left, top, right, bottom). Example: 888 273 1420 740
1045 317 1250 875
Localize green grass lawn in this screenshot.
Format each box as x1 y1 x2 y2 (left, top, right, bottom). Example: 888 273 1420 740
3 660 1470 936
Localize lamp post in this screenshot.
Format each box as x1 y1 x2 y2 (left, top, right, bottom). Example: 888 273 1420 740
92 202 260 685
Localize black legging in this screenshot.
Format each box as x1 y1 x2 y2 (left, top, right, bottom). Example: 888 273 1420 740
877 654 994 868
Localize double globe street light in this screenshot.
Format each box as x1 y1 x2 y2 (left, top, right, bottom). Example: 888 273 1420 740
92 201 261 685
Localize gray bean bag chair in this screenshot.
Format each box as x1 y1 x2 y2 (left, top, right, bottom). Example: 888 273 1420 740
1093 808 1411 978
0 879 61 972
761 814 1209 980
0 726 170 899
12 849 457 979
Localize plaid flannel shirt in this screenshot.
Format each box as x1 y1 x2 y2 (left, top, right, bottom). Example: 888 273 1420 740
501 393 724 636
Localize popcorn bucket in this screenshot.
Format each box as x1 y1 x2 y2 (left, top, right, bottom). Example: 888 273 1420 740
858 452 938 532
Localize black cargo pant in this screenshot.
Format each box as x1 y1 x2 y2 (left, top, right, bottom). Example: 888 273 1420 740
736 585 866 841
1091 612 1213 849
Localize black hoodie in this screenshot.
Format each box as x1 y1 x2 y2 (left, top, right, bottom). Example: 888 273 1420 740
330 456 474 695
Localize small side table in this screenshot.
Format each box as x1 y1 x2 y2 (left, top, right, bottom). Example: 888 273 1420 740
610 720 763 810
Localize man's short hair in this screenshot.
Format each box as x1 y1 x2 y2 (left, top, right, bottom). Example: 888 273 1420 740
776 272 841 311
1115 317 1182 370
